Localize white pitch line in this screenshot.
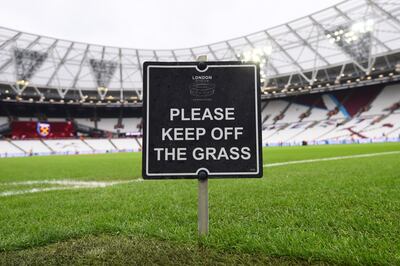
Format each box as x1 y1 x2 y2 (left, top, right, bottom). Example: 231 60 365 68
0 180 136 187
0 186 85 197
1 151 399 196
264 150 400 168
0 179 143 197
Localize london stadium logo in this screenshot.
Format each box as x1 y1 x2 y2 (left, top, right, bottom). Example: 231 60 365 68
190 75 215 98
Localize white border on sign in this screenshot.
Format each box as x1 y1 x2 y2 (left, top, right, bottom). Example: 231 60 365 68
146 64 259 176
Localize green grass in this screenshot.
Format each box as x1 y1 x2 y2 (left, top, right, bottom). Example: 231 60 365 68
0 143 400 265
0 152 141 182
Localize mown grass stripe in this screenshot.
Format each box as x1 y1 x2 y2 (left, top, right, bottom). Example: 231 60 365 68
0 180 143 197
264 150 400 167
0 180 140 187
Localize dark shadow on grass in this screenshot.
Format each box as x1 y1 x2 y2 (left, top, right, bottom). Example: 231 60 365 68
0 234 332 265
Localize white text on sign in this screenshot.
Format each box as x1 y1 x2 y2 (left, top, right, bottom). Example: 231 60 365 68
154 107 251 161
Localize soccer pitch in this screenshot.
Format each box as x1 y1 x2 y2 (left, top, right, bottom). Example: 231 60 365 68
1 143 400 265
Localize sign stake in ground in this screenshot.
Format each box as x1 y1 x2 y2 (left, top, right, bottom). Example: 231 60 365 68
142 56 262 237
198 169 208 236
197 55 209 236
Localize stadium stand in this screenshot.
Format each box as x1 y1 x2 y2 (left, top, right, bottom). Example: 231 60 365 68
262 100 289 125
120 118 142 133
302 108 328 122
261 83 400 145
43 139 93 154
12 140 52 154
17 117 37 121
111 138 142 151
75 118 95 128
11 121 75 139
47 118 67 122
362 84 400 116
97 118 118 133
0 138 143 157
137 137 142 147
281 103 309 123
83 139 117 152
0 0 399 156
1 80 399 156
0 117 8 125
0 140 25 157
387 127 400 138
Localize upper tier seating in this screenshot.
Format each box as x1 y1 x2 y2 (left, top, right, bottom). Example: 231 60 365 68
301 107 328 122
75 118 95 128
262 100 289 125
47 118 67 122
362 84 400 116
97 118 118 132
0 117 8 125
120 118 141 133
282 103 310 123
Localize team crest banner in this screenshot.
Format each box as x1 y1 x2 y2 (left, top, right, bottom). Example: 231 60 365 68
37 122 50 137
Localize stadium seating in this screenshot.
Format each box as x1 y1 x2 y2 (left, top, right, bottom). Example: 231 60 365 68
12 140 52 154
75 118 95 128
341 85 381 116
111 138 141 151
43 139 93 154
260 83 400 145
0 117 8 125
387 127 400 138
0 138 144 157
301 107 328 122
84 139 117 152
97 118 118 132
120 118 141 133
361 113 400 138
362 84 400 116
262 100 289 125
0 140 25 157
47 118 67 122
1 81 399 155
11 121 75 139
293 121 337 142
282 104 309 123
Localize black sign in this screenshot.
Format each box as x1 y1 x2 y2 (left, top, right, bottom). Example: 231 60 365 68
142 61 262 179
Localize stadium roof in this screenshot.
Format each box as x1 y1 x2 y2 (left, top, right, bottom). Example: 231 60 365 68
0 0 399 103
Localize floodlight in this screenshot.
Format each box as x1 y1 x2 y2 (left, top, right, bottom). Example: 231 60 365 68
97 86 108 93
16 79 29 86
240 46 272 66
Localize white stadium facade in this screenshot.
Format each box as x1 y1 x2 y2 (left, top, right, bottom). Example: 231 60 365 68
0 0 400 157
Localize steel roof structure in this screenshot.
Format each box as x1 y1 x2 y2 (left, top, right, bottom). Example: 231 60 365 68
0 0 399 105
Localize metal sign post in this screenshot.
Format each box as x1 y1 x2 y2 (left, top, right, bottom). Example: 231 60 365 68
197 170 208 236
196 55 209 236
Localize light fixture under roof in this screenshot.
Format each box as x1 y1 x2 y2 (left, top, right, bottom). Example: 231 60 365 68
97 86 108 93
16 80 29 86
240 46 272 70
